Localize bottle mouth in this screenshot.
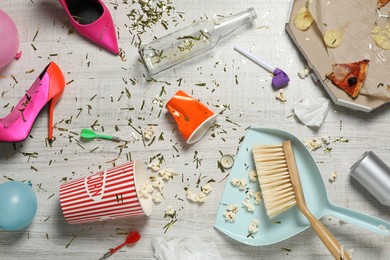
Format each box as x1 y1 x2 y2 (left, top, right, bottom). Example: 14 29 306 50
247 7 258 20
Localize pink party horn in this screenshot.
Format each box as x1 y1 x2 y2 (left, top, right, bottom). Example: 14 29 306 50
59 160 152 224
166 90 218 144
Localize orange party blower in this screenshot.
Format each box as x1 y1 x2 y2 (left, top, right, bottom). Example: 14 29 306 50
166 90 217 144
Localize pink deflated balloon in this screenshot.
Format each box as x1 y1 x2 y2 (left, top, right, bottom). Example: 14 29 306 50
0 9 19 68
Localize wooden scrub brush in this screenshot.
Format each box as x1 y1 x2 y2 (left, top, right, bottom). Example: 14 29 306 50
253 140 350 260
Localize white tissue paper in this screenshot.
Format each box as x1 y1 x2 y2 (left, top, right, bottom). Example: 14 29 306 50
152 236 224 260
294 98 330 128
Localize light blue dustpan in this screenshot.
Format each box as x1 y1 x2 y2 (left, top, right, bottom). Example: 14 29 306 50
214 127 390 246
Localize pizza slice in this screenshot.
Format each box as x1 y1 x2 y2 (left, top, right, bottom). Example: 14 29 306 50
378 0 390 8
327 59 370 98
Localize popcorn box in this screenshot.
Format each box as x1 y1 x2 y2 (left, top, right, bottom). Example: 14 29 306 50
59 160 152 224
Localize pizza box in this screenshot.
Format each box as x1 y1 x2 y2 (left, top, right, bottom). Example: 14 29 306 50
285 0 389 112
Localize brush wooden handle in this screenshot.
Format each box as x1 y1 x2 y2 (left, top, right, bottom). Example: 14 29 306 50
283 141 350 260
302 208 351 260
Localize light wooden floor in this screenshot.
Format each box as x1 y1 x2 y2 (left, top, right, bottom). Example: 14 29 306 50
0 0 389 259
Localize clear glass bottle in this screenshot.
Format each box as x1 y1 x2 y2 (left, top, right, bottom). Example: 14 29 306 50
139 8 257 77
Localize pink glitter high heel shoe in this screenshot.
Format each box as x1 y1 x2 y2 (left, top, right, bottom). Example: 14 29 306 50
58 0 119 55
0 62 65 142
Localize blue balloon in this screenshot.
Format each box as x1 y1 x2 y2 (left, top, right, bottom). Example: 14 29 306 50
0 181 38 231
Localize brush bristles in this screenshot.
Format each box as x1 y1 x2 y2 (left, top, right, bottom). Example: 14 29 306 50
253 144 296 219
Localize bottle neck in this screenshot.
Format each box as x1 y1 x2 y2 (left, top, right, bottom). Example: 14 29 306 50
212 8 257 40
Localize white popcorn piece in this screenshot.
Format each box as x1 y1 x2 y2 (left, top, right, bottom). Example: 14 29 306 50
276 89 287 103
254 191 262 204
298 68 310 79
247 189 256 199
159 168 177 180
138 183 154 199
223 204 240 223
132 132 140 141
151 176 165 191
144 125 156 140
242 198 255 212
322 136 331 145
248 225 258 235
329 171 338 183
230 178 241 187
185 188 197 203
164 206 176 218
249 170 258 182
152 95 165 108
223 211 236 223
303 138 323 151
226 204 239 213
334 137 349 143
238 179 247 190
147 161 161 172
248 219 260 234
195 192 207 203
230 178 247 190
251 218 259 226
201 183 213 194
185 187 210 204
152 192 163 204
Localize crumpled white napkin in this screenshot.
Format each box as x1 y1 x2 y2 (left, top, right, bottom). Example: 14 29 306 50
294 98 331 128
152 236 224 260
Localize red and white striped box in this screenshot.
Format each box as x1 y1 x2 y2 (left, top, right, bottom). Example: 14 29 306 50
59 160 152 224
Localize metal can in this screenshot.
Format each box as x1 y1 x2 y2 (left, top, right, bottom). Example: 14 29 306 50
350 151 390 206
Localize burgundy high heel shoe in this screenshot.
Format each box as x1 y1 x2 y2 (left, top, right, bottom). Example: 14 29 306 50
0 62 65 142
58 0 119 55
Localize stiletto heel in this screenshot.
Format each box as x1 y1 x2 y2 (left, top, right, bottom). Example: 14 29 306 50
48 91 64 140
0 62 65 142
58 0 119 55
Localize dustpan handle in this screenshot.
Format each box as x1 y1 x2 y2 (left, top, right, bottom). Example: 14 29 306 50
326 203 390 236
303 208 351 260
283 140 351 259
